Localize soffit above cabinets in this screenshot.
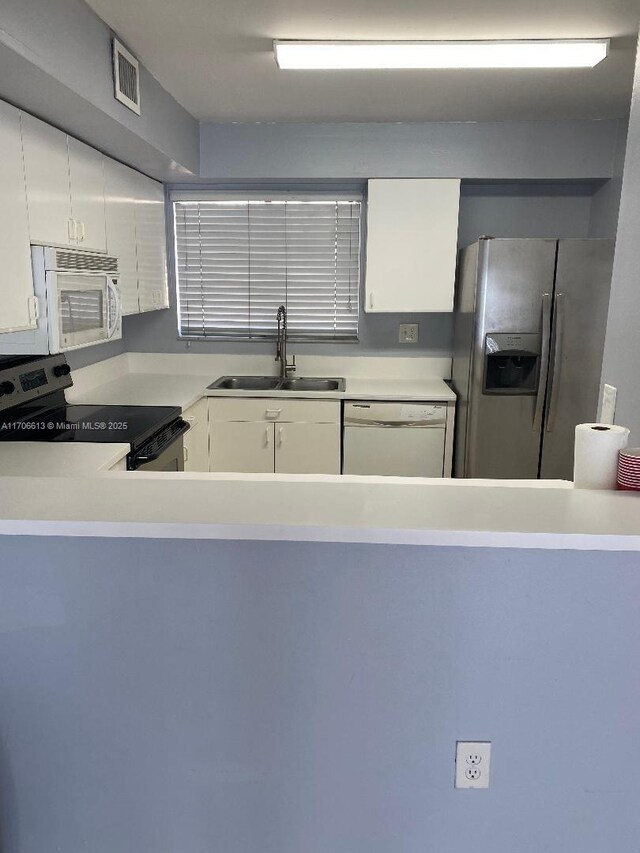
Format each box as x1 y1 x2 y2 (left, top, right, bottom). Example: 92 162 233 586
84 0 637 122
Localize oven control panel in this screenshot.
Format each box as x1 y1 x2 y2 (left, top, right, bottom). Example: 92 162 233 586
0 354 72 413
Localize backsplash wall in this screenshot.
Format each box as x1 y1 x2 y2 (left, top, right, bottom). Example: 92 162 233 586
119 181 599 361
66 179 611 369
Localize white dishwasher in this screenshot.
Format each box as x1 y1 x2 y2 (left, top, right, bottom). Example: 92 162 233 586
343 401 446 477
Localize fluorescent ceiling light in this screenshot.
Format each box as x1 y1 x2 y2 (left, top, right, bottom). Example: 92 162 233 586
274 39 609 70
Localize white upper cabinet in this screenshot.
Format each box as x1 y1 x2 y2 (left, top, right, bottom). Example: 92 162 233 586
21 113 73 247
365 178 461 313
0 102 37 333
16 106 167 318
68 137 106 253
22 113 107 252
104 157 140 315
104 158 169 316
133 172 168 312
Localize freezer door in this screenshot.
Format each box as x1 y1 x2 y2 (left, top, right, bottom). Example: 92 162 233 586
539 239 614 480
464 239 558 478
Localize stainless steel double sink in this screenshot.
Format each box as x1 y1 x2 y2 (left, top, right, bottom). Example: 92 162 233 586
208 376 346 392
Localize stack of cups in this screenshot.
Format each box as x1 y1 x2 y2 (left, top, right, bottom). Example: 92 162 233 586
617 449 640 491
574 424 630 489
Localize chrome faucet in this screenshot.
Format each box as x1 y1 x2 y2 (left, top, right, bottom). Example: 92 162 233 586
275 304 296 379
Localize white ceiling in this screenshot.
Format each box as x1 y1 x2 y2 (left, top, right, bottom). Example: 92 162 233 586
86 0 639 122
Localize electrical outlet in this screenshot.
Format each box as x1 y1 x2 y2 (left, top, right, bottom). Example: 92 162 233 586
599 384 617 424
455 741 491 789
399 323 419 344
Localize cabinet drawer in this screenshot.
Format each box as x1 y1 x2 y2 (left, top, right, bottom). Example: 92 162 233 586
209 397 340 424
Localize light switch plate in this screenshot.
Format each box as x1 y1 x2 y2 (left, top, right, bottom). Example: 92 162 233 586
455 741 491 789
399 323 419 344
599 384 617 424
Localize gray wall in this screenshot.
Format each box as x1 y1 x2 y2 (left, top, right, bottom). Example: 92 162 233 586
602 33 640 443
65 336 127 371
589 119 629 238
0 0 199 178
1 535 639 853
200 120 621 181
119 182 597 360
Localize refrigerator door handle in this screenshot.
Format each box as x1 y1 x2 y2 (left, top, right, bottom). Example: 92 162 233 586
545 292 565 432
533 292 552 432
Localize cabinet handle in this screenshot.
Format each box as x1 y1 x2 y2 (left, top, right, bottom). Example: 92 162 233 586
263 427 270 447
77 220 85 242
265 408 282 420
277 426 284 448
183 446 189 462
67 218 77 241
369 292 374 309
27 296 40 323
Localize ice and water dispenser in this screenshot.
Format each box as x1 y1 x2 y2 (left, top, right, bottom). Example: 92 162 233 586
483 333 540 395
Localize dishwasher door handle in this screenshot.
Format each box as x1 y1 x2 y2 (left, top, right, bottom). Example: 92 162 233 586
344 420 446 428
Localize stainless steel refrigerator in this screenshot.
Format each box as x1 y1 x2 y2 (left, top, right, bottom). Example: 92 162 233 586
452 238 614 480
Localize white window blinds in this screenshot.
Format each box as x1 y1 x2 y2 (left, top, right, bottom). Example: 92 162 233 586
173 196 361 340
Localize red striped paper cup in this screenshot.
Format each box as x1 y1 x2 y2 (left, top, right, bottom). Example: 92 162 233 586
617 448 640 490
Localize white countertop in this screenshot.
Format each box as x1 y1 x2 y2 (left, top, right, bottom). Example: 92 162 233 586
69 372 456 408
0 442 129 476
69 374 210 411
1 472 639 551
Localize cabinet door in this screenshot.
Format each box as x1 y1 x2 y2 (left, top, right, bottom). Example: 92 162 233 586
68 137 106 253
21 112 73 247
210 421 274 473
365 179 460 312
0 102 36 333
134 173 168 312
274 422 341 474
182 398 209 472
104 157 140 314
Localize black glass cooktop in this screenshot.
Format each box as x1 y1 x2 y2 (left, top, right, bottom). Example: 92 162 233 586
0 402 181 451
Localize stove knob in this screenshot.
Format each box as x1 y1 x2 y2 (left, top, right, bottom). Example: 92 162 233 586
53 364 71 377
0 381 15 397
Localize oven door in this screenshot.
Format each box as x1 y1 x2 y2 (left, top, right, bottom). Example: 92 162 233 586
134 436 185 472
127 420 190 472
48 272 122 352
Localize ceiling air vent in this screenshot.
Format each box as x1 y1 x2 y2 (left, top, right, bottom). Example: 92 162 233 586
112 38 141 115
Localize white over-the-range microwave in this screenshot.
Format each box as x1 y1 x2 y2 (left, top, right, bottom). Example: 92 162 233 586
0 246 122 355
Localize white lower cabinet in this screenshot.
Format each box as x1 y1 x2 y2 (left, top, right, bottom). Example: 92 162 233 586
208 398 341 474
274 422 340 474
211 421 273 473
182 398 209 472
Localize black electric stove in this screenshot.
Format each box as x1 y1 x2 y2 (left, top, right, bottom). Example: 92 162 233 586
0 354 189 470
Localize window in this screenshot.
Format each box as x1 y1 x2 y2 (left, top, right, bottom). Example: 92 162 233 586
173 193 361 341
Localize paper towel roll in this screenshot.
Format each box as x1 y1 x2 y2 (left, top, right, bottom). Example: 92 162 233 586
574 423 630 489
